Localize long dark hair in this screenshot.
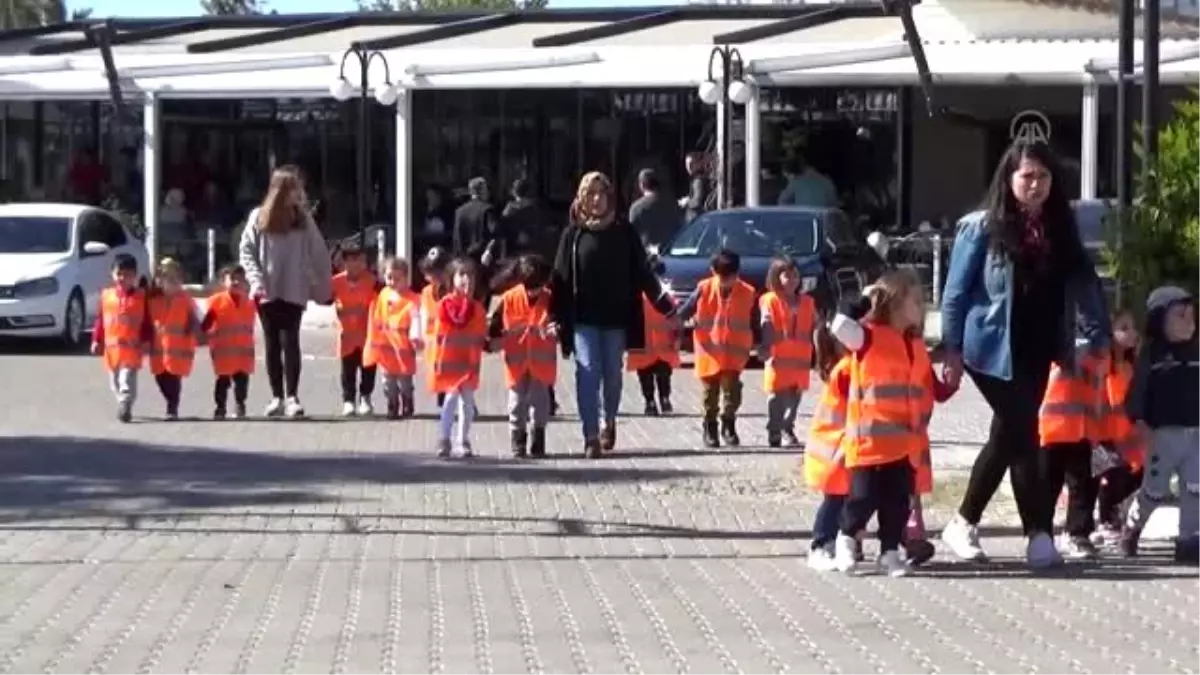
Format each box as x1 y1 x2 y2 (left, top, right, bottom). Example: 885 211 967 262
981 140 1084 266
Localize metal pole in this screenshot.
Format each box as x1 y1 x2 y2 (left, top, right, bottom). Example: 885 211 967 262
1115 0 1135 212
395 90 413 277
720 50 732 209
931 233 943 308
357 47 370 249
895 86 912 231
1142 0 1161 167
207 228 216 284
142 94 159 266
744 81 761 207
1080 78 1099 200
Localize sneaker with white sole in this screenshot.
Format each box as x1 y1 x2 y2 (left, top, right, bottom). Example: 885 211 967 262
877 550 911 577
341 401 357 417
834 534 858 573
265 397 284 417
357 396 374 417
1058 534 1098 560
1026 531 1064 568
284 397 305 418
807 546 837 572
941 515 988 561
1090 524 1122 547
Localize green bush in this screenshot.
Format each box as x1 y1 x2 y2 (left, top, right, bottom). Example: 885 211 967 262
1104 91 1200 314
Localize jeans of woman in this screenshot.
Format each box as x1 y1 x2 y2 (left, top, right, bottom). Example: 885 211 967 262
811 495 846 550
258 300 304 399
573 325 626 440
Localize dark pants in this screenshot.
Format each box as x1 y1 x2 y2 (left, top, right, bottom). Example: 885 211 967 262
1042 440 1098 537
155 373 181 410
840 459 913 553
700 370 742 420
1097 465 1144 527
258 300 304 399
812 495 846 549
637 361 672 402
214 372 250 408
340 348 377 402
958 365 1053 536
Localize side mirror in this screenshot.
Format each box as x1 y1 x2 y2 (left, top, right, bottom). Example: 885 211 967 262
865 231 889 260
81 241 110 257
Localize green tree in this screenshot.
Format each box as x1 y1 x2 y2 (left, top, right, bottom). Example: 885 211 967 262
200 0 267 15
0 0 71 29
356 0 547 11
1104 90 1200 311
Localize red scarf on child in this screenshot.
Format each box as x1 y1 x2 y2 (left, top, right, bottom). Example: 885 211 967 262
439 293 475 327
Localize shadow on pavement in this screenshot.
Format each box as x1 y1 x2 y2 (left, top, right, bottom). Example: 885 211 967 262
0 435 701 522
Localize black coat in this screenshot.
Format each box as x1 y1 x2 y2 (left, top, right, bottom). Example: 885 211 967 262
550 220 672 358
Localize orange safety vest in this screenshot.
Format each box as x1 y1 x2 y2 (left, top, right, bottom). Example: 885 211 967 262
148 291 197 377
206 291 257 376
1103 359 1146 471
1038 349 1110 447
101 287 146 371
844 323 929 469
912 359 936 495
693 276 756 379
332 272 377 357
363 287 419 376
803 357 852 496
759 290 815 393
421 284 443 371
627 294 680 372
499 285 557 387
430 296 486 393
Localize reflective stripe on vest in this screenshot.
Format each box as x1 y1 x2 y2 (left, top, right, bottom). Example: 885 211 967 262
102 287 146 370
693 276 755 378
844 324 929 468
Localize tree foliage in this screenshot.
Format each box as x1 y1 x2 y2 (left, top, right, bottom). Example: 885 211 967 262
1104 90 1200 311
0 0 70 29
356 0 546 12
200 0 267 15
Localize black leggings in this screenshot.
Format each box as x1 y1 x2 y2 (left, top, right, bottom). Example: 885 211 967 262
258 300 304 399
1097 465 1144 526
958 365 1052 536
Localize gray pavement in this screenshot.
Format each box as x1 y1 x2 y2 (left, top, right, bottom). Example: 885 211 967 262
0 332 1196 674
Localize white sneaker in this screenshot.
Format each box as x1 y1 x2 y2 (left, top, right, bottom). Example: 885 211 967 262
877 550 911 578
1026 531 1064 568
341 401 357 417
941 515 988 561
807 546 837 572
284 397 305 418
264 397 284 417
834 534 858 573
356 396 374 417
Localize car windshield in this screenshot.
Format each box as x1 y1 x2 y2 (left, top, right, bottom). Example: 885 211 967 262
666 210 821 258
0 216 72 254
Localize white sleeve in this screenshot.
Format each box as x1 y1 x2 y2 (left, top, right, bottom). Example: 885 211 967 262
410 306 425 343
830 313 866 352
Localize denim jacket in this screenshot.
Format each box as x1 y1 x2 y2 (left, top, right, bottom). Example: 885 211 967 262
940 210 1110 381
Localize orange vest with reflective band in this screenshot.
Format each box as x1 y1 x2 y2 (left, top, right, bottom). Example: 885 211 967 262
760 291 815 393
693 276 756 379
363 287 419 376
430 297 486 393
845 323 929 469
101 287 146 371
206 291 256 376
627 294 680 372
500 286 557 387
804 357 852 496
421 284 443 370
1103 359 1145 471
332 272 377 356
148 291 197 377
912 360 936 495
1038 350 1110 447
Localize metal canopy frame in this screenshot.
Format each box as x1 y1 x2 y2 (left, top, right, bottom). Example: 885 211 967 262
711 4 883 45
355 12 521 51
188 15 361 54
532 9 681 48
30 19 213 55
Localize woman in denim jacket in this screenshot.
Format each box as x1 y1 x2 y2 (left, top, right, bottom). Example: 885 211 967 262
938 141 1110 568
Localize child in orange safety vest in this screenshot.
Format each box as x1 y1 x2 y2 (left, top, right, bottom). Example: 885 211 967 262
146 257 200 420
1090 309 1145 547
627 287 679 418
672 248 757 449
364 256 422 420
331 244 383 418
90 254 153 423
827 269 951 577
759 256 816 448
419 247 451 412
804 323 855 571
201 265 257 420
431 257 487 459
488 254 557 458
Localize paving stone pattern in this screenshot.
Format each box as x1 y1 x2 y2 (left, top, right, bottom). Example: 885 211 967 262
0 334 1195 674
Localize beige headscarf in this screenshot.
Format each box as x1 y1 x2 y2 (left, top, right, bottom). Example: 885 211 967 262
569 171 616 230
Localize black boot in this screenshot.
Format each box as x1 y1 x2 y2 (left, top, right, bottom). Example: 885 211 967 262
511 429 528 458
658 396 673 414
702 418 720 448
386 397 400 420
1174 537 1199 565
401 395 415 419
767 431 781 448
530 427 547 458
643 399 659 416
1119 528 1141 558
782 429 801 448
720 417 740 447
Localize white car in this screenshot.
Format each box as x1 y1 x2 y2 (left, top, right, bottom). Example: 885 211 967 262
0 203 150 348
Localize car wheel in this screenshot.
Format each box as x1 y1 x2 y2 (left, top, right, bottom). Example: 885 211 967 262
60 289 86 351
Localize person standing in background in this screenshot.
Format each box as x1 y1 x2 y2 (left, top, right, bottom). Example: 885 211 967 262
629 168 682 250
683 152 710 224
778 155 839 208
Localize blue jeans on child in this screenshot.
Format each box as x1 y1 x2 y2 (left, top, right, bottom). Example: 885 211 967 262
811 495 846 550
573 325 626 440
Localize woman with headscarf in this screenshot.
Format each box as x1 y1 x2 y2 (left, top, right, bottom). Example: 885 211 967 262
551 172 673 458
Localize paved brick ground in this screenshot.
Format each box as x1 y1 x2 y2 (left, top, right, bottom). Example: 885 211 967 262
0 333 1196 674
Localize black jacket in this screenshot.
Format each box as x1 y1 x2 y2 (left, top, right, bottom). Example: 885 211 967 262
453 199 502 260
628 191 683 249
550 220 671 358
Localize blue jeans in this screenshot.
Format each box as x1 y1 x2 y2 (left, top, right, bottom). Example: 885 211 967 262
573 325 626 440
811 495 846 550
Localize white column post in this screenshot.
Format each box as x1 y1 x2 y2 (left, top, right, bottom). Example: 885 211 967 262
142 93 160 265
1080 77 1099 200
744 82 762 207
715 97 727 209
394 89 413 278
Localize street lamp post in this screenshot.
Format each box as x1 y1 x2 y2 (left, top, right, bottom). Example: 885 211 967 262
698 45 754 210
330 45 402 253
